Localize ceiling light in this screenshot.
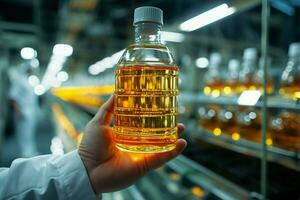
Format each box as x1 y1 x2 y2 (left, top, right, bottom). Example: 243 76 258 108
34 84 46 96
30 58 39 68
57 71 69 82
20 47 37 60
195 57 209 68
28 75 40 87
53 44 73 57
179 4 236 32
161 31 185 43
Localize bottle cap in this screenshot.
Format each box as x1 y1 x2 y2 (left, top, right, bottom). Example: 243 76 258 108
288 42 300 57
228 59 240 71
134 6 163 25
243 48 257 60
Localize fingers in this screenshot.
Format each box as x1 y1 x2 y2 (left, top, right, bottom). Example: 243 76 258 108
143 139 187 171
92 95 115 125
178 123 184 135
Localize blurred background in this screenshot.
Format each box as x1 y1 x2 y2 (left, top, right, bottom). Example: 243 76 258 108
0 0 300 199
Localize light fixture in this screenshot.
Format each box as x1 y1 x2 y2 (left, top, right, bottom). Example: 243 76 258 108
20 47 37 60
237 90 261 106
30 58 40 68
179 4 236 32
57 71 69 82
88 49 125 75
53 44 73 57
28 75 40 87
161 31 185 43
34 84 46 96
195 57 209 68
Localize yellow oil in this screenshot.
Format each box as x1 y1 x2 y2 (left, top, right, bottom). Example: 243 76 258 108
114 65 179 153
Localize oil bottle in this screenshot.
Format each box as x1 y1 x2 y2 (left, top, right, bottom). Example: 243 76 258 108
203 53 223 98
114 7 179 153
238 48 258 93
254 57 274 94
222 59 240 96
279 43 300 100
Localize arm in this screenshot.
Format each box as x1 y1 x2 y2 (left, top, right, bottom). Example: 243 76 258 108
0 151 98 200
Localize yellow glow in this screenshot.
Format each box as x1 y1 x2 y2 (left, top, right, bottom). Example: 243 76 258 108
77 132 84 146
232 132 240 141
213 128 222 136
211 89 220 98
249 85 257 90
279 88 284 95
128 153 145 162
169 173 180 181
223 86 232 95
203 86 211 95
293 92 300 100
266 138 273 146
51 85 114 108
191 186 205 198
52 104 78 139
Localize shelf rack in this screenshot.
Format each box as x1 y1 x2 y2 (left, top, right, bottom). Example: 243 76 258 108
180 92 300 110
185 120 300 171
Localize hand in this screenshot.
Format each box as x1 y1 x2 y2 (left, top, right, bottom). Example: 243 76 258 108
79 95 187 194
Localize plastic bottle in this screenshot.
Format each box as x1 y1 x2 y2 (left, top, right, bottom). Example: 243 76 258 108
223 59 240 96
238 48 258 93
114 6 179 153
279 42 300 100
254 57 274 94
203 53 223 98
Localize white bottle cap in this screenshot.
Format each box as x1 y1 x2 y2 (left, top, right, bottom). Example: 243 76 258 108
243 48 257 60
288 42 300 57
134 6 163 25
209 53 222 64
228 59 240 71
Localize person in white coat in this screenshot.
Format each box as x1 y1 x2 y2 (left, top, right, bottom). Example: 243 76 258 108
9 63 39 157
0 96 187 199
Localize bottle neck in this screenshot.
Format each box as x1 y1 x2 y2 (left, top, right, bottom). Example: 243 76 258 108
134 22 162 44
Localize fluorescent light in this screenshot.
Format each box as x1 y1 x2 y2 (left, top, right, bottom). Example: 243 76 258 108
53 44 73 57
180 4 236 32
28 75 40 87
57 71 69 82
195 57 209 68
34 84 45 96
161 31 185 43
20 47 37 60
237 90 261 106
88 49 125 75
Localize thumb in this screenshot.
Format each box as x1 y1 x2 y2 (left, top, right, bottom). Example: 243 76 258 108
92 95 114 126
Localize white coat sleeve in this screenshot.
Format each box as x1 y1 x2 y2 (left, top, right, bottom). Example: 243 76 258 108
0 150 99 200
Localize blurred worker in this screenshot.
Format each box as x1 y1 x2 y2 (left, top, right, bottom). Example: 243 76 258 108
0 96 187 199
9 62 39 157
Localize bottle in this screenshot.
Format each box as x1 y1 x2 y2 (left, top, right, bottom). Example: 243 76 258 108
198 105 220 133
114 7 179 153
254 57 274 94
203 53 223 98
270 111 300 151
236 107 261 143
222 59 240 96
279 43 300 100
238 48 257 93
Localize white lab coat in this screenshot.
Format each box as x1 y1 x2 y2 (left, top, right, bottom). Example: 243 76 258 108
0 150 99 200
9 73 38 156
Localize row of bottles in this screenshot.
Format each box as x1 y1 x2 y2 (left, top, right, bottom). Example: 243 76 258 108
203 43 300 100
198 105 300 151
